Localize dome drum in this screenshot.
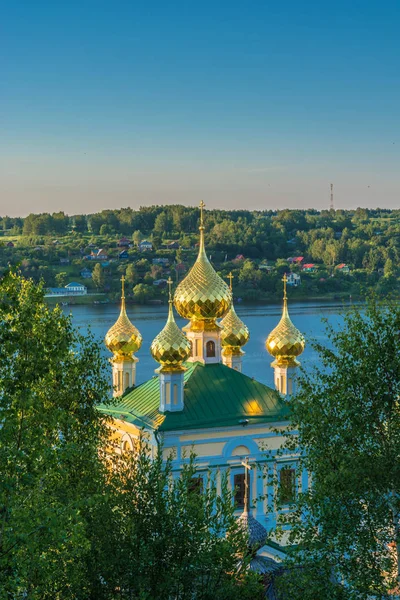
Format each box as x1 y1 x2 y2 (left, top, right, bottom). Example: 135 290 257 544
271 356 300 368
182 318 222 333
222 346 244 357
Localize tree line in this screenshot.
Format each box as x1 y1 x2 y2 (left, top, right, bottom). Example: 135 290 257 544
2 205 400 267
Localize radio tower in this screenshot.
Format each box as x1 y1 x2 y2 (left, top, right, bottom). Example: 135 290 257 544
330 183 334 211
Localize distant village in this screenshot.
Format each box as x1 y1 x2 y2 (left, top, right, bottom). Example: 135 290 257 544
1 205 396 305
2 233 356 305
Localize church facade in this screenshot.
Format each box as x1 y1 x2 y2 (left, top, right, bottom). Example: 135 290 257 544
100 202 307 562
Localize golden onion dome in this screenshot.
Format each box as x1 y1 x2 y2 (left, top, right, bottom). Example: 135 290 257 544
220 273 249 351
151 279 191 371
105 277 142 357
266 275 305 366
174 201 232 324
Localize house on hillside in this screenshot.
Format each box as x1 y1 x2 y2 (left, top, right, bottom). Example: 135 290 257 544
153 258 170 266
118 237 131 247
336 263 350 274
138 240 153 252
259 263 273 273
65 282 87 295
45 282 87 297
153 279 168 287
175 262 187 274
287 256 304 264
59 258 70 265
166 241 180 250
6 241 14 248
80 268 92 279
302 263 316 273
119 250 129 260
89 249 108 260
286 272 301 287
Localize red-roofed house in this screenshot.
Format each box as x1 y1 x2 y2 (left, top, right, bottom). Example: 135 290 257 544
175 262 187 273
288 256 304 264
302 263 316 272
336 263 350 274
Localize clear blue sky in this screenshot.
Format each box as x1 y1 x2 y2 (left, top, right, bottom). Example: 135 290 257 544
1 0 399 216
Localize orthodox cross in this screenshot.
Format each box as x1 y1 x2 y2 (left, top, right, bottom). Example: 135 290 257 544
227 271 234 291
121 275 125 300
241 456 251 514
167 276 173 303
199 200 205 228
282 272 288 300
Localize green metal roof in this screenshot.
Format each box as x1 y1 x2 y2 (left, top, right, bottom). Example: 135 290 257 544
99 362 289 432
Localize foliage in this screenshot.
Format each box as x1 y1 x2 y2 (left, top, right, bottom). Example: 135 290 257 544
0 271 263 599
133 283 154 303
0 270 111 599
96 437 264 600
92 262 105 289
275 298 400 599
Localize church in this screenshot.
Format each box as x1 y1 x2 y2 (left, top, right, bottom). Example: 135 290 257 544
100 202 308 565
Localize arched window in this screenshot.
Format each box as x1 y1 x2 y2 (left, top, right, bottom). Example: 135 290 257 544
206 340 215 357
121 435 134 453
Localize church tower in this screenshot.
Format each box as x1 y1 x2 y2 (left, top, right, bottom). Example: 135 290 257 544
266 274 305 396
105 276 142 396
151 278 191 412
220 272 249 372
174 201 231 364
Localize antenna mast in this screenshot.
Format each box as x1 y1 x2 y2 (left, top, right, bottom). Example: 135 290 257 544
330 183 334 211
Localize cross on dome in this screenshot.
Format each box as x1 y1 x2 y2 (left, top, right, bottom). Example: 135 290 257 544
282 273 287 301
199 200 206 229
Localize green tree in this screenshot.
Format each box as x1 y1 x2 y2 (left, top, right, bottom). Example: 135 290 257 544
100 223 112 236
132 230 143 245
276 299 400 599
92 262 105 289
133 283 154 304
125 263 138 285
384 257 395 278
0 270 110 598
154 211 172 234
55 271 67 287
101 436 263 600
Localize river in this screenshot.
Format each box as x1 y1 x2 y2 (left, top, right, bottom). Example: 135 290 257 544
64 300 351 388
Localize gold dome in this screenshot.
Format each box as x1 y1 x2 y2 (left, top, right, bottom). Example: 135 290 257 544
266 275 305 366
174 201 232 326
220 273 249 351
151 279 191 371
105 277 142 357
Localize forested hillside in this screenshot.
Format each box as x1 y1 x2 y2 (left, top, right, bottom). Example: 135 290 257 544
1 205 399 303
